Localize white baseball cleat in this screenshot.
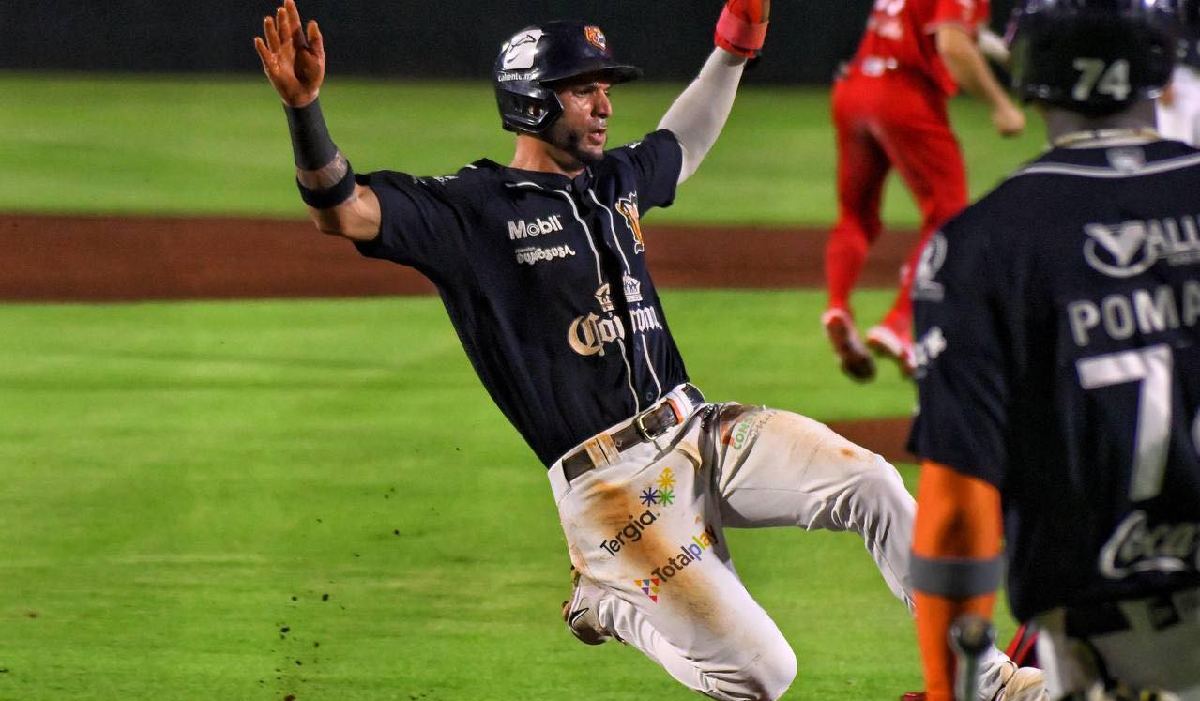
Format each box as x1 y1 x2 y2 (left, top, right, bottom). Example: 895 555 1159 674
561 567 613 646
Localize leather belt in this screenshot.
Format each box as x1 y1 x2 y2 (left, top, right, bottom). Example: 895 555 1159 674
560 384 705 483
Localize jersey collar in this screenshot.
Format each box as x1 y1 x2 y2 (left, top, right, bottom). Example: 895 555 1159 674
476 159 593 192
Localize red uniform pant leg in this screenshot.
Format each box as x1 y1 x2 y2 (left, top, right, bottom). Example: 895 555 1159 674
827 75 891 315
869 73 968 334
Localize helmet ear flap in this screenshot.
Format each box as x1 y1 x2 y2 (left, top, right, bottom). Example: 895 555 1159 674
494 87 564 133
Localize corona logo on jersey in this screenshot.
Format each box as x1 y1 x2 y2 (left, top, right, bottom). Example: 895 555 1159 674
568 280 662 356
1083 214 1200 279
568 312 625 356
616 192 647 254
634 525 721 601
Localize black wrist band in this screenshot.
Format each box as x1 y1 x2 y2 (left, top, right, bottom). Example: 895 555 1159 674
284 98 339 170
297 165 357 209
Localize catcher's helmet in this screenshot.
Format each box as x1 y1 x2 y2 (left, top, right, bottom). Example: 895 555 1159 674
493 21 642 133
1007 0 1184 116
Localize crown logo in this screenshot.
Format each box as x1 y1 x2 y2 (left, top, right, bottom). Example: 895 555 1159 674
622 275 643 303
595 283 614 313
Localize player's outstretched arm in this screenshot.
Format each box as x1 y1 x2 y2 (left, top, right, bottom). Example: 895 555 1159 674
936 24 1025 137
254 0 380 241
657 0 769 184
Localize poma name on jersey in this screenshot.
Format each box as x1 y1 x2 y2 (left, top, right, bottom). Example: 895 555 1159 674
1066 280 1200 347
507 215 564 240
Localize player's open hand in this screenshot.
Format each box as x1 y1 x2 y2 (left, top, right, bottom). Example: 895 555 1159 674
992 101 1026 138
254 0 325 107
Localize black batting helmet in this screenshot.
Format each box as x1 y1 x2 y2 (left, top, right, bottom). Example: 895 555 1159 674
493 21 643 133
1007 0 1184 117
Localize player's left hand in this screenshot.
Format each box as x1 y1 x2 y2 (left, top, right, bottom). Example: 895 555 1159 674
254 0 325 108
715 0 770 58
992 101 1026 138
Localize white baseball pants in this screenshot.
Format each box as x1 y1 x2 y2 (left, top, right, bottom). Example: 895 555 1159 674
548 383 1012 701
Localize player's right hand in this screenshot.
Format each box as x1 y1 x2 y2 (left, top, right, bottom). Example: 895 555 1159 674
254 0 325 108
715 0 770 58
992 101 1026 138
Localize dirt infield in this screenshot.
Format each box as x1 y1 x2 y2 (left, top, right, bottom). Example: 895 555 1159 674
0 213 918 462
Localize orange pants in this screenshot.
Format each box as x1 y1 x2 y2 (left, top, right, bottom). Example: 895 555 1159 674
827 68 968 335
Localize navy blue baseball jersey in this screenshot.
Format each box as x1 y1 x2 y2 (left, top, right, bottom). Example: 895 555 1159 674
907 137 1200 621
353 129 688 465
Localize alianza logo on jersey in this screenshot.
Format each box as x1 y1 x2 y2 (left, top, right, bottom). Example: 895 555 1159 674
515 244 576 266
568 279 662 357
634 525 720 602
1083 214 1200 278
1099 510 1200 579
508 215 564 240
616 192 647 254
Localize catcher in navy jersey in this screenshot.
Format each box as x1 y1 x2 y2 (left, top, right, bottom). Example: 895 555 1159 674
908 1 1200 699
252 1 1047 699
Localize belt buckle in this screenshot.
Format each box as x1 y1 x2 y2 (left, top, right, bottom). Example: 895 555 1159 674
634 403 671 441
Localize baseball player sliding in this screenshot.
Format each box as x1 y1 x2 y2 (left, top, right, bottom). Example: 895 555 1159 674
253 2 1040 698
909 1 1200 699
823 0 1025 381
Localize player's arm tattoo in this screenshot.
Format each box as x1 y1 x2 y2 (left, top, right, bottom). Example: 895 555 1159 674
297 151 349 190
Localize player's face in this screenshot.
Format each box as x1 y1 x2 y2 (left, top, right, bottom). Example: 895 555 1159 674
548 79 613 167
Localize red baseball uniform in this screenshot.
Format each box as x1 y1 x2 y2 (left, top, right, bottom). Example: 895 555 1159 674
826 0 988 365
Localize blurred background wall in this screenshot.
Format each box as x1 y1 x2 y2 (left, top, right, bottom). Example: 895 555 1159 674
1 0 1018 84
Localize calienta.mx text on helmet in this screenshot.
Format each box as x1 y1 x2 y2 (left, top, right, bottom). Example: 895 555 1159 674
1007 0 1184 117
493 21 643 133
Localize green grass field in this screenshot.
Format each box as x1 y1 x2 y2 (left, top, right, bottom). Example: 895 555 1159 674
0 292 1020 701
0 73 1029 700
1 72 1047 224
